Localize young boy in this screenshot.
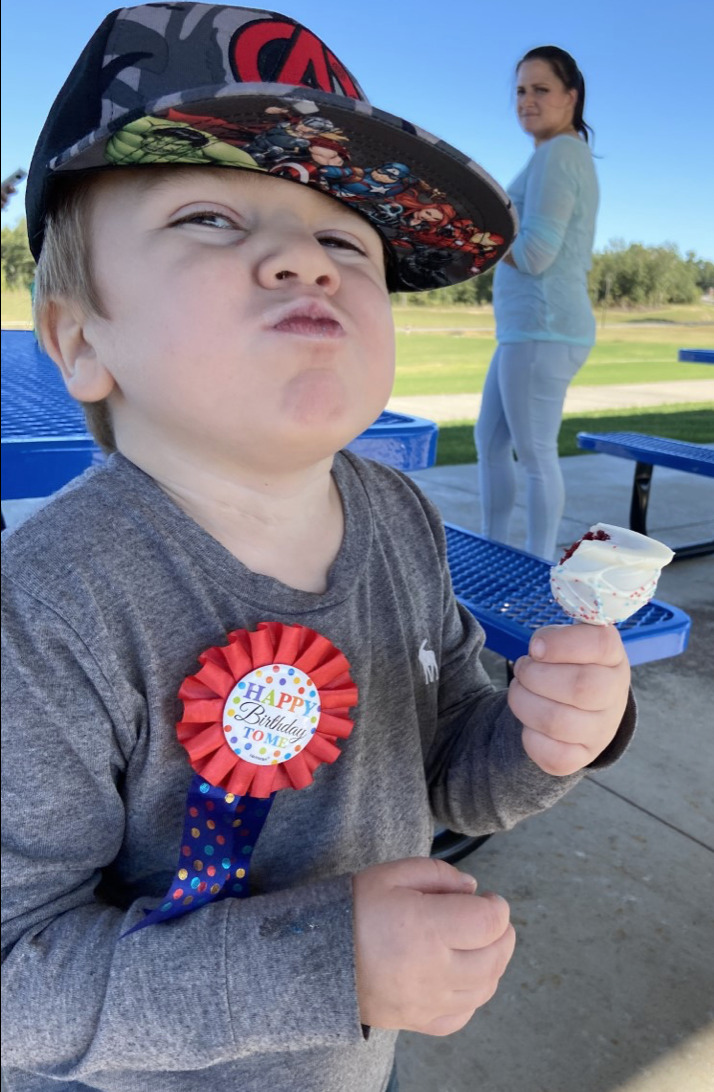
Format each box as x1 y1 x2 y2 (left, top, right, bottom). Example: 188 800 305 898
1 6 633 1091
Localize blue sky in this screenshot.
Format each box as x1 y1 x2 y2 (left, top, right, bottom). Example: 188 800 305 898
2 0 712 259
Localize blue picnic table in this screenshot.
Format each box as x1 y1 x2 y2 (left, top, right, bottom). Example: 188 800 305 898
678 348 714 364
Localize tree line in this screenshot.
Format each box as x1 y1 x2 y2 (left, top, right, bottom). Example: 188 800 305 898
3 217 713 309
397 240 714 309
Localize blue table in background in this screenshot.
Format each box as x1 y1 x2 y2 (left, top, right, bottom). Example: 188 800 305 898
1 331 103 501
678 347 714 364
346 409 438 470
1 330 438 502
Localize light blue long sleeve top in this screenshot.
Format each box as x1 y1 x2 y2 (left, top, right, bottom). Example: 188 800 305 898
493 134 599 346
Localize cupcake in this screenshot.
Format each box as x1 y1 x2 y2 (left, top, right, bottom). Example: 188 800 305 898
550 524 674 625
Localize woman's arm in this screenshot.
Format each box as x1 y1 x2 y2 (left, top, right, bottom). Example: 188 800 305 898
507 138 585 276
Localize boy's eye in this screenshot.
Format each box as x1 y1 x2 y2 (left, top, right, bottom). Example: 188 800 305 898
172 209 241 230
317 233 367 255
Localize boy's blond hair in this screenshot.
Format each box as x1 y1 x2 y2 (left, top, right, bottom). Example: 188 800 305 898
33 175 116 453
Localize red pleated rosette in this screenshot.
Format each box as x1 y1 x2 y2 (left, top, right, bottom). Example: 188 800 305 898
176 622 358 799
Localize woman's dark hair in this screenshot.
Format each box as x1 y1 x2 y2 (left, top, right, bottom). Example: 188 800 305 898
517 45 594 144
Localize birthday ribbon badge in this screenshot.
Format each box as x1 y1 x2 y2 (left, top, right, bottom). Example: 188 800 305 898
127 621 357 934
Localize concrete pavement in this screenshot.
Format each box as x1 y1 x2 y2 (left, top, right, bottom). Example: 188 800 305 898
395 452 714 1092
388 378 714 423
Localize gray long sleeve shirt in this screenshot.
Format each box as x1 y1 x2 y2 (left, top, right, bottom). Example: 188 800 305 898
1 452 634 1091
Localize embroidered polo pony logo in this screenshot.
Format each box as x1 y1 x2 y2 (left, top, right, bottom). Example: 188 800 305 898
418 640 438 684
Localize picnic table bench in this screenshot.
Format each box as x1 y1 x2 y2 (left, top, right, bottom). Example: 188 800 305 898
576 431 714 560
678 348 714 364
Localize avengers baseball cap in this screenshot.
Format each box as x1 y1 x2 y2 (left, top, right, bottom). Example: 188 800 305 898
26 3 517 291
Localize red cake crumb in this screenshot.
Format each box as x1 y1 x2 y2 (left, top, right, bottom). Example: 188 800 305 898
558 528 611 564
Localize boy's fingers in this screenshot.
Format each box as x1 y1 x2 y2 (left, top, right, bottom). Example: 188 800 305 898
385 856 478 895
508 681 602 742
416 925 517 1033
428 891 511 952
450 920 517 985
511 660 625 711
521 725 592 776
509 674 626 737
528 622 626 667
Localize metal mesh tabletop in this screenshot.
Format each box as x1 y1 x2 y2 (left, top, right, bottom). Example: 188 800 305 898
444 523 690 666
1 330 90 439
1 331 103 499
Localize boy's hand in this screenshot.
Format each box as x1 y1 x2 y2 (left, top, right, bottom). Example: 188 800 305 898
508 623 630 776
353 858 515 1036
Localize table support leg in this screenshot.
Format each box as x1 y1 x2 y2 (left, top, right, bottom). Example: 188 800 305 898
629 460 713 560
630 460 652 536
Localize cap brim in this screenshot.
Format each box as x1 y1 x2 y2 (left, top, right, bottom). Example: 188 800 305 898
47 85 517 291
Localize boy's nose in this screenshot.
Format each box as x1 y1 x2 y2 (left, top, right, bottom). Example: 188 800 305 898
257 234 341 294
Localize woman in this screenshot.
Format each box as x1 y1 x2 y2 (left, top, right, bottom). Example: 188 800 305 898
475 46 599 560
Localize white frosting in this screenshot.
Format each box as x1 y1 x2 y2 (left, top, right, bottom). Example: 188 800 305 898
550 523 674 625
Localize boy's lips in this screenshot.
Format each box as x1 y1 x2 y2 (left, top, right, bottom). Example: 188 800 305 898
267 299 345 339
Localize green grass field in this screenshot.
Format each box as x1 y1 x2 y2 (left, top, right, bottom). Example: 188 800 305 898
393 333 713 394
390 301 714 393
392 322 714 395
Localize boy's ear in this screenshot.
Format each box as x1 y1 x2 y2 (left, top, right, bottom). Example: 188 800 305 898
39 298 116 403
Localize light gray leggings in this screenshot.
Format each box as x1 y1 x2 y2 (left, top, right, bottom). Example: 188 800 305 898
475 340 590 560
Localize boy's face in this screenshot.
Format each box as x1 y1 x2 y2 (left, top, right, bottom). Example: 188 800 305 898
76 168 394 476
